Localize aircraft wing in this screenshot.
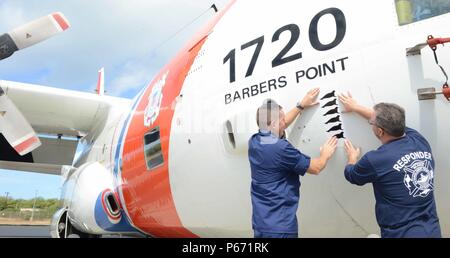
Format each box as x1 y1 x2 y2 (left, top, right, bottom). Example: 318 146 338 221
0 80 131 175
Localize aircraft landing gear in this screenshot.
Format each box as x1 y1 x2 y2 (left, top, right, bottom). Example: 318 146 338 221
51 209 99 238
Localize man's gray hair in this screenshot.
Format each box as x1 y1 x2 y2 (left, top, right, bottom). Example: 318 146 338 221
373 103 405 137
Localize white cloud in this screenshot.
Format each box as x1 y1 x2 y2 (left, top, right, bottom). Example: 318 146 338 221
0 0 230 96
0 1 27 30
109 60 155 96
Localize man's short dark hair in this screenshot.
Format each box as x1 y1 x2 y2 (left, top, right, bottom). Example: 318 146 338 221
373 103 405 137
256 99 282 130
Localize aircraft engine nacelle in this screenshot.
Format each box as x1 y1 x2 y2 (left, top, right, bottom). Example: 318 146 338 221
61 162 135 236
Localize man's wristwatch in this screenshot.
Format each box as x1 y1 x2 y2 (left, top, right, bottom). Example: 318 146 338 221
296 103 305 110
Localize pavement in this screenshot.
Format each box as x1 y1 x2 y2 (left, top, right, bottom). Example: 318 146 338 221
0 224 145 238
0 225 51 238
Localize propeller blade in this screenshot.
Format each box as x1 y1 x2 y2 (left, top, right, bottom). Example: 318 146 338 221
0 12 70 60
0 88 41 155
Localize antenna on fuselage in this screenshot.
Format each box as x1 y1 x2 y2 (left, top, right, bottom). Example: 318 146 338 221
211 4 218 13
148 4 219 57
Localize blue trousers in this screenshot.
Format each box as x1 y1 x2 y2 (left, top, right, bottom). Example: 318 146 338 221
254 230 298 238
381 218 441 238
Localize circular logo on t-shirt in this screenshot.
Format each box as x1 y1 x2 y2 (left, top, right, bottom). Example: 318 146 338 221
403 160 434 198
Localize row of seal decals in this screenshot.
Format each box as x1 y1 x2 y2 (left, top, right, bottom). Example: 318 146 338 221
320 90 345 139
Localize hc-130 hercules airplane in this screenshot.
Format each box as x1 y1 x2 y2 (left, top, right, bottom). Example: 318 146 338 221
0 0 449 237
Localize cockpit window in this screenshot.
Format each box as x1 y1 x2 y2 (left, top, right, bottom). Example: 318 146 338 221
395 0 450 25
143 126 164 170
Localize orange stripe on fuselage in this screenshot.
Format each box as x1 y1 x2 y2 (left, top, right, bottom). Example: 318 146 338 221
120 0 236 238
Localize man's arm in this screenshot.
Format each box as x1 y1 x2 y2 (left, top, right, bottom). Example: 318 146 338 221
344 157 377 186
338 92 374 120
307 137 338 175
343 139 376 185
284 107 302 129
285 88 320 128
280 137 337 176
307 156 329 175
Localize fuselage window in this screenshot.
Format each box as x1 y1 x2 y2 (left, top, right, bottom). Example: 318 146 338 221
395 0 450 25
143 126 164 170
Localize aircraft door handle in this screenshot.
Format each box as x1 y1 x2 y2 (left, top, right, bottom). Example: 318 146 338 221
417 85 450 101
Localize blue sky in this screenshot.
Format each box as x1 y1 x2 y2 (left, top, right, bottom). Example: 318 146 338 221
0 0 229 199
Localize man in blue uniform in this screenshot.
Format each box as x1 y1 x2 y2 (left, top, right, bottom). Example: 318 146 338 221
248 88 338 238
339 93 441 238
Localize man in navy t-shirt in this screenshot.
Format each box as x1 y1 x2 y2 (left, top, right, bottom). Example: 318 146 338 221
248 88 338 238
339 93 441 238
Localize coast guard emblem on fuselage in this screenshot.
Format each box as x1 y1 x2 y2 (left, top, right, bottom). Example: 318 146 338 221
403 160 434 198
144 72 169 127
